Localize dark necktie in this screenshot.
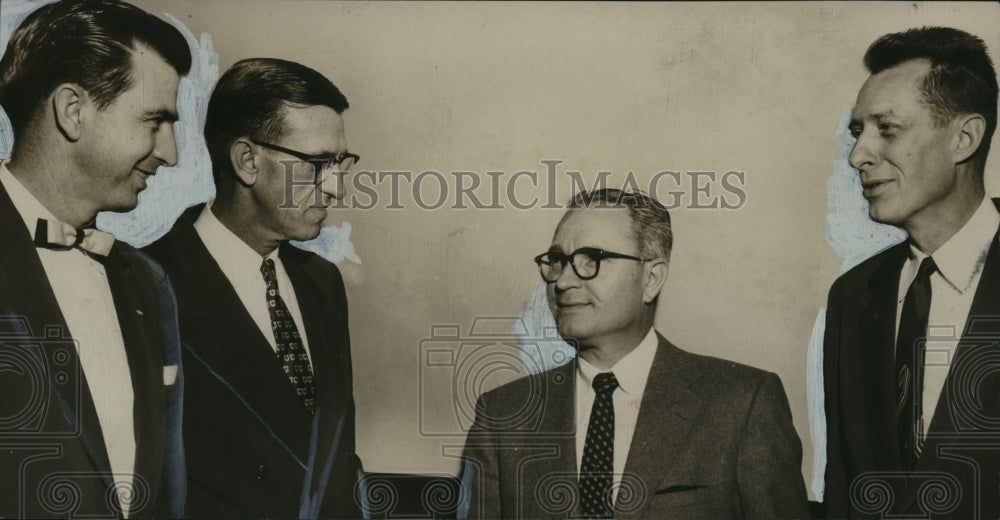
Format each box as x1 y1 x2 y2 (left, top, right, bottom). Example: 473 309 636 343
261 258 316 413
896 256 936 470
580 372 619 518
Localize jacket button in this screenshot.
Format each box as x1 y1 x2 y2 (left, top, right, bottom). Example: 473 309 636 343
255 465 266 480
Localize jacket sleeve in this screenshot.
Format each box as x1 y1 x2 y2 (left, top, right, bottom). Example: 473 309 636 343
461 395 501 520
823 279 848 519
736 372 811 519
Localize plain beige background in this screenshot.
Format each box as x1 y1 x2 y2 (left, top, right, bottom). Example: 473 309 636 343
127 0 1000 496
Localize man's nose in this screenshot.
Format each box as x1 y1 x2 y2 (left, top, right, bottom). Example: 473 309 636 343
151 123 179 168
848 130 876 172
552 260 582 291
318 168 347 201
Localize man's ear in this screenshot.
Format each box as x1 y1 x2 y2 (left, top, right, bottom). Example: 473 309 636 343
51 84 85 142
229 138 259 186
643 258 669 304
953 113 986 164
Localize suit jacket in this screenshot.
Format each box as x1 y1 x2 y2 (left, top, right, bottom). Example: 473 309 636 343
462 332 809 519
143 204 362 519
0 183 185 518
823 205 1000 519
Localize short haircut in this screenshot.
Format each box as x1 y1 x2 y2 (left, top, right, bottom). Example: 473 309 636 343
204 57 350 186
567 188 673 263
864 26 998 163
0 0 192 137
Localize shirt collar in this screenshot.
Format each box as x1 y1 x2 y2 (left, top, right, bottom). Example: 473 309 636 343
910 196 999 294
577 327 659 396
194 199 278 271
0 160 62 235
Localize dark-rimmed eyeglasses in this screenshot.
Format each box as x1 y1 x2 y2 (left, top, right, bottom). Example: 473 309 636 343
533 247 648 282
250 138 360 181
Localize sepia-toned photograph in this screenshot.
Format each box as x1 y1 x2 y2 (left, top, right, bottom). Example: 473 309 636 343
1 1 998 518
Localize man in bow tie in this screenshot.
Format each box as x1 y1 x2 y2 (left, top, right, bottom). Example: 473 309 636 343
462 188 809 519
823 27 1000 519
0 0 190 517
144 57 362 518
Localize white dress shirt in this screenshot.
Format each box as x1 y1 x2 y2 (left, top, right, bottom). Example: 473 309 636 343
896 196 1000 435
192 201 313 365
575 327 658 503
0 162 136 516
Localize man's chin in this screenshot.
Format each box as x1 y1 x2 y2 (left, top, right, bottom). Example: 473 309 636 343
290 224 323 243
867 206 901 227
102 197 140 213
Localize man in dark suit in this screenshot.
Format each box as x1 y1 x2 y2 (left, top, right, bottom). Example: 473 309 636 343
0 1 191 517
462 188 809 519
823 27 1000 519
144 57 362 518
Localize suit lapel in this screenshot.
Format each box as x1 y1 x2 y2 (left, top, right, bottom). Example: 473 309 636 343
280 244 349 510
529 361 577 519
0 184 115 490
621 333 703 520
858 243 908 471
167 208 311 462
899 228 1000 511
103 245 165 513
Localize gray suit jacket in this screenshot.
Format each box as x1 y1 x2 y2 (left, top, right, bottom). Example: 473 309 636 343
462 332 809 519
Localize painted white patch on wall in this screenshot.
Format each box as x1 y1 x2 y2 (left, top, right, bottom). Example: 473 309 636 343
807 105 908 499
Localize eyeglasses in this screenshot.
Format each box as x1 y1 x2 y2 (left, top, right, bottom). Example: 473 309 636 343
533 247 647 282
250 138 360 181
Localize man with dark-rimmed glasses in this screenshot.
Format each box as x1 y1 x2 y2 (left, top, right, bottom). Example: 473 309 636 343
462 188 809 519
144 58 362 518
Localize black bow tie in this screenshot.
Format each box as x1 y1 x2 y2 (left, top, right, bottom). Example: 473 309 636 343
34 218 115 257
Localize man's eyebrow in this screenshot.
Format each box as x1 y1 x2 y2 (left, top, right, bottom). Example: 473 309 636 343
871 110 897 120
853 110 896 122
144 109 179 122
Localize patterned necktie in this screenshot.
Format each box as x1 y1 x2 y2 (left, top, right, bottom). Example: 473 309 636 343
896 256 936 470
580 372 619 518
34 218 114 257
261 258 316 413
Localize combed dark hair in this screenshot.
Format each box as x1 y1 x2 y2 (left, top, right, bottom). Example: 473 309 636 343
0 0 192 137
864 26 998 163
204 57 350 186
568 188 673 263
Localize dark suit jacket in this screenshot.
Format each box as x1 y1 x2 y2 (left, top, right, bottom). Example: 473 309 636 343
823 206 1000 519
462 332 809 519
0 183 185 518
144 204 362 519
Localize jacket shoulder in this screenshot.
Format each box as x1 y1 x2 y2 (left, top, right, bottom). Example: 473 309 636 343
476 362 569 410
116 240 169 285
282 243 347 286
828 241 906 295
679 348 778 393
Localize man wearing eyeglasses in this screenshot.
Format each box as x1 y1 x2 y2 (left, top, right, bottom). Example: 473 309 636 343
144 58 362 518
462 188 809 519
